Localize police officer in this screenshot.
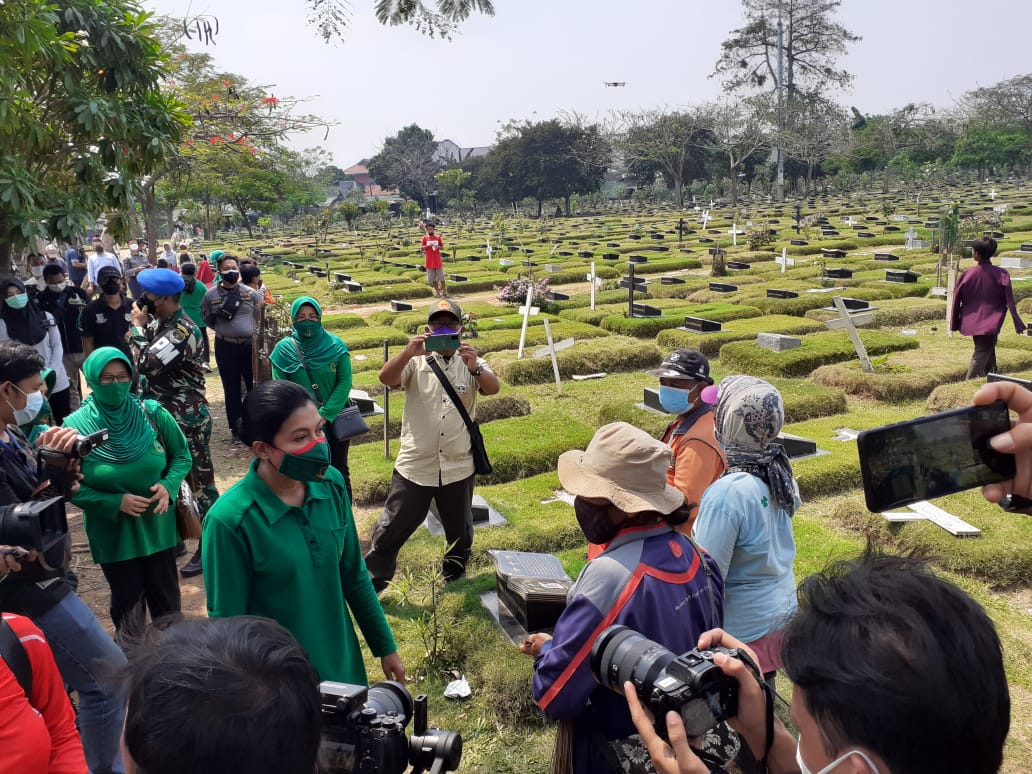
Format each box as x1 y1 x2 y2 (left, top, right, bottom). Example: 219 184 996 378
130 268 219 578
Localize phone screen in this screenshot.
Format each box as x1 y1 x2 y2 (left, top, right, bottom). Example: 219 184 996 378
424 334 460 352
857 401 1015 512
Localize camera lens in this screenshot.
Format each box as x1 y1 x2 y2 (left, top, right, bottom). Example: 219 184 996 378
591 625 677 695
366 680 413 726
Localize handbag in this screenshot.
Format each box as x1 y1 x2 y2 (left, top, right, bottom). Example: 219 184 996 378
293 340 369 441
426 356 493 475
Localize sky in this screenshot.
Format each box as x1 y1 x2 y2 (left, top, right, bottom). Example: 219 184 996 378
143 0 1032 168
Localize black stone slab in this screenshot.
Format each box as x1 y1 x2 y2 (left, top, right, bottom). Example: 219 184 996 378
824 268 853 279
545 291 570 301
727 261 750 270
449 274 467 282
661 276 686 285
643 388 664 412
874 253 899 261
790 239 808 246
390 300 413 312
628 255 648 264
683 316 722 332
710 282 738 293
886 270 919 283
767 289 799 299
631 303 662 318
334 272 351 282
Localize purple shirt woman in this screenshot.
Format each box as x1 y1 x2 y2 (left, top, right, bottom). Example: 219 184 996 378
950 236 1025 378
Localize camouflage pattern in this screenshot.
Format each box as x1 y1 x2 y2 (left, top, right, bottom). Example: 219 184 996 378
132 307 219 516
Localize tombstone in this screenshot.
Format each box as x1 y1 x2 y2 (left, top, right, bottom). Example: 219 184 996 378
390 300 413 312
699 237 715 243
837 297 870 310
821 248 847 259
607 242 621 248
313 270 327 278
1019 243 1032 252
544 264 563 272
885 269 919 283
858 232 876 238
757 333 802 352
449 274 467 282
881 501 981 537
683 316 722 333
777 433 818 459
874 253 899 262
648 246 669 252
489 550 572 632
619 277 648 290
578 250 594 258
628 233 642 240
307 265 319 274
628 255 648 264
341 280 363 293
545 290 570 302
334 272 351 283
602 253 619 260
823 268 853 279
1000 256 1032 269
766 289 799 299
522 261 538 267
631 303 662 318
790 239 808 246
642 388 665 413
709 282 738 293
727 261 750 270
884 225 901 232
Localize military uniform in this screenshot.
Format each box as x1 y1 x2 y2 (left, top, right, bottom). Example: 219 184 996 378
131 307 219 518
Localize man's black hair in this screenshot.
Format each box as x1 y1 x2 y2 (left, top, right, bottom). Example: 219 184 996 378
972 236 998 262
42 264 65 279
241 264 261 285
782 549 1010 774
0 340 46 385
122 616 321 774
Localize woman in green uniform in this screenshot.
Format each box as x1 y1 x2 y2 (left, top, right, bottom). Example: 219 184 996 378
179 261 210 369
63 347 191 642
269 297 354 500
202 379 405 684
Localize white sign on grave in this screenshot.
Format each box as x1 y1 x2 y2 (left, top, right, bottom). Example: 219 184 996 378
990 187 997 200
882 501 981 537
534 337 576 358
775 248 795 273
905 227 919 250
486 239 493 259
517 306 540 316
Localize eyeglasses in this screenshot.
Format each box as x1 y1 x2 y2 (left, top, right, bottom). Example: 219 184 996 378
98 374 132 385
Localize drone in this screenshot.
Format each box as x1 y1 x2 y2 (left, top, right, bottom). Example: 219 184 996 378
603 82 626 87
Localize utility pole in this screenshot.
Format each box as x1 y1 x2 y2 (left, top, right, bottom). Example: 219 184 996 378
775 3 786 202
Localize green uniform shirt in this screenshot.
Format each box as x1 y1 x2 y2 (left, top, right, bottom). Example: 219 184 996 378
271 347 353 422
66 400 191 564
202 460 396 682
180 281 207 330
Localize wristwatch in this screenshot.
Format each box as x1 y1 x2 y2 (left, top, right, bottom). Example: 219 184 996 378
470 365 483 377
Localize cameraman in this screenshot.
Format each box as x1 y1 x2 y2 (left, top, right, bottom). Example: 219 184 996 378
1 340 128 774
625 550 1010 774
120 616 321 774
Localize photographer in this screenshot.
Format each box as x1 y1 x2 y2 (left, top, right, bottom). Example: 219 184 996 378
625 550 1010 774
120 616 321 774
0 341 128 774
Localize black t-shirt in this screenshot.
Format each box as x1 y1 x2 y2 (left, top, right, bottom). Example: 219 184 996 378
36 288 88 355
78 297 134 358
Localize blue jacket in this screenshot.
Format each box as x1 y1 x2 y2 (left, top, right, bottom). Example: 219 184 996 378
532 524 724 755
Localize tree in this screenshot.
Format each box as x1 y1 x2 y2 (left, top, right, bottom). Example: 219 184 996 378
367 124 441 205
620 111 713 207
434 168 472 207
700 101 769 204
952 126 1029 179
782 99 848 194
0 0 188 273
307 0 495 42
713 0 860 101
961 74 1032 175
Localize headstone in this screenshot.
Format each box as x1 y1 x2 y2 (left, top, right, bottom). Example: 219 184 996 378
544 264 563 272
683 316 722 333
885 270 919 283
489 550 572 632
790 239 808 246
777 433 818 459
628 255 648 264
823 268 853 279
631 303 662 318
1019 243 1032 253
881 501 981 537
821 248 847 259
449 274 467 282
498 258 515 266
619 277 648 290
825 310 875 330
727 261 750 270
709 282 738 293
757 333 802 352
522 261 538 267
660 276 685 285
642 388 665 413
341 281 363 293
334 272 351 282
999 257 1032 269
766 289 799 299
389 300 412 312
874 253 899 262
544 290 570 301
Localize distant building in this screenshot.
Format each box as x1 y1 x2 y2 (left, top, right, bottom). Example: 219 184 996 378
433 139 490 165
343 161 397 197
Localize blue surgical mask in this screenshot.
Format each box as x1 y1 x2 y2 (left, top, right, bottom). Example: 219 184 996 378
5 293 29 310
659 385 698 415
7 384 44 425
796 737 880 774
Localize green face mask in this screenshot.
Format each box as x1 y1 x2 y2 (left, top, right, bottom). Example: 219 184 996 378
92 381 131 407
275 437 330 481
5 293 29 309
295 320 321 339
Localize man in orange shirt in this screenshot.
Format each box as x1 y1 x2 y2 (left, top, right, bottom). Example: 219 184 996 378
421 223 446 298
650 349 726 532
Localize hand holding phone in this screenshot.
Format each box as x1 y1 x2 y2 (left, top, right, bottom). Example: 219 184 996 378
424 333 461 352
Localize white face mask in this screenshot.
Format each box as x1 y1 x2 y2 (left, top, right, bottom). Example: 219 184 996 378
6 384 45 425
30 265 45 277
796 737 880 774
47 281 68 292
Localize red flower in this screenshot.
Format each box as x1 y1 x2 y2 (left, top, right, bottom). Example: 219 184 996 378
210 136 223 144
263 96 279 106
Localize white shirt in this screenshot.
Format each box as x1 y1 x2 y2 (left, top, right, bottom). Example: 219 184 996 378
86 252 122 284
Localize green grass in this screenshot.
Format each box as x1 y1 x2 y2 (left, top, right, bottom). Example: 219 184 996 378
598 303 762 338
719 330 920 378
656 314 826 356
489 335 662 385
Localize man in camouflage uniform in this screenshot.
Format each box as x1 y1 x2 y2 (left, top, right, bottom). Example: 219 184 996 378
130 268 218 578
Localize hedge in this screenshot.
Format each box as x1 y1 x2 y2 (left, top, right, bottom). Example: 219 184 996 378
599 303 762 338
718 330 920 378
473 320 610 355
804 297 947 327
331 283 434 304
320 312 369 331
656 314 827 357
489 335 662 385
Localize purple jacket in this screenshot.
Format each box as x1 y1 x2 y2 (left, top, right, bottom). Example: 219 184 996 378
950 262 1025 336
532 524 723 760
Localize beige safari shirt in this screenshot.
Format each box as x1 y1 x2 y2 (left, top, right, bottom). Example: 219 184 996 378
394 353 491 487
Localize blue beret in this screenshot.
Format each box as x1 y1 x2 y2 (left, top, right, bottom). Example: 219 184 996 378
138 268 184 295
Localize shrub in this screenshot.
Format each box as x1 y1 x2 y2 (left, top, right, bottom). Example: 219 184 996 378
656 314 826 357
599 303 762 338
718 330 920 378
804 297 947 327
320 312 369 330
337 325 411 350
497 276 551 305
331 283 434 304
490 335 662 385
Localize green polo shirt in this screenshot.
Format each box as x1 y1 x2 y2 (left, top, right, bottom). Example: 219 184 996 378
202 460 396 683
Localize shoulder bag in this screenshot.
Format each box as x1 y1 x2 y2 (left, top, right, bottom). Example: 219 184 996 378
140 402 202 540
0 617 33 699
426 356 493 475
292 340 369 441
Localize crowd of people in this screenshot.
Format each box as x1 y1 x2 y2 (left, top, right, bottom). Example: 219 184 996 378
0 227 1020 774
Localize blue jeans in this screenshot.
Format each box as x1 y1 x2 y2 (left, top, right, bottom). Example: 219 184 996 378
36 592 127 774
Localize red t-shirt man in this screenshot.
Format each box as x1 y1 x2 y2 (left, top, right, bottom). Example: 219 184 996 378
421 228 443 269
0 613 87 774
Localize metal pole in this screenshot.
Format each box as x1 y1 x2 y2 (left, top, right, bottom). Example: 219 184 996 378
382 340 390 458
589 261 596 310
628 261 635 317
776 8 785 202
517 282 534 359
543 319 562 395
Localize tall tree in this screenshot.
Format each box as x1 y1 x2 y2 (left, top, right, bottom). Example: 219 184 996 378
306 0 495 41
782 99 848 194
961 74 1032 175
713 0 859 101
0 0 188 273
367 124 442 206
700 101 769 204
620 111 712 207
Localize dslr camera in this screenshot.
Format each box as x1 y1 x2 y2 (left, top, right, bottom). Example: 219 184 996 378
0 496 69 578
318 680 461 774
591 624 740 739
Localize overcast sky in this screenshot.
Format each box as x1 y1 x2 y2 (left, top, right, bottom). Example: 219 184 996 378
144 0 1032 168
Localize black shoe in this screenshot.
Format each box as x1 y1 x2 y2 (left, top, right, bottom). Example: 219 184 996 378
442 569 466 585
175 540 188 558
180 549 203 578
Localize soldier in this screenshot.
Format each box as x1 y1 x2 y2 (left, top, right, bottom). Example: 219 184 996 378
130 268 219 578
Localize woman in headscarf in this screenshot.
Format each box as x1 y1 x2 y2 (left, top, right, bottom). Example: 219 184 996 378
63 347 191 643
269 297 354 501
693 375 799 689
0 278 71 423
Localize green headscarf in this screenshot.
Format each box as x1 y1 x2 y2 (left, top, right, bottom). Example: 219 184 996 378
76 347 156 463
269 297 348 373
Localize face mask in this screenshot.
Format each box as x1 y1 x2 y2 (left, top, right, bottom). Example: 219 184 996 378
46 281 67 293
137 296 157 316
94 247 104 255
659 385 698 415
574 497 622 545
428 325 459 336
796 737 880 774
273 437 330 482
92 381 131 407
5 293 29 310
6 385 44 425
31 266 44 278
100 280 121 295
222 270 240 285
295 320 321 339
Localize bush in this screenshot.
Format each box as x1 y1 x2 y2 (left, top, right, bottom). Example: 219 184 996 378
490 335 662 385
320 312 369 330
331 283 434 304
599 303 762 338
497 276 551 305
338 325 411 350
656 314 826 357
718 331 920 378
804 297 947 327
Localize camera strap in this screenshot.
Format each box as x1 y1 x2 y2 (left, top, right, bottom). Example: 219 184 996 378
685 535 719 629
0 617 33 699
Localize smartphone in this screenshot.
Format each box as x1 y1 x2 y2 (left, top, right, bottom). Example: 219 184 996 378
424 333 461 352
857 400 1015 512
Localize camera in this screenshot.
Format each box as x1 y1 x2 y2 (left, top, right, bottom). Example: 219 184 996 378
591 624 740 739
37 429 108 496
318 680 461 774
0 496 70 578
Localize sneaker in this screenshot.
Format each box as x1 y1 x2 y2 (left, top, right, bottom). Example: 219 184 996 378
180 548 203 578
201 363 212 373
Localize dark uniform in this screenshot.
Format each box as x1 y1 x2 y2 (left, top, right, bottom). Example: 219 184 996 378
131 307 219 519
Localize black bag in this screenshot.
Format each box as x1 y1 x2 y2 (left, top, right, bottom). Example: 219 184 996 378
427 357 492 475
0 616 33 698
216 285 243 321
293 341 369 441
